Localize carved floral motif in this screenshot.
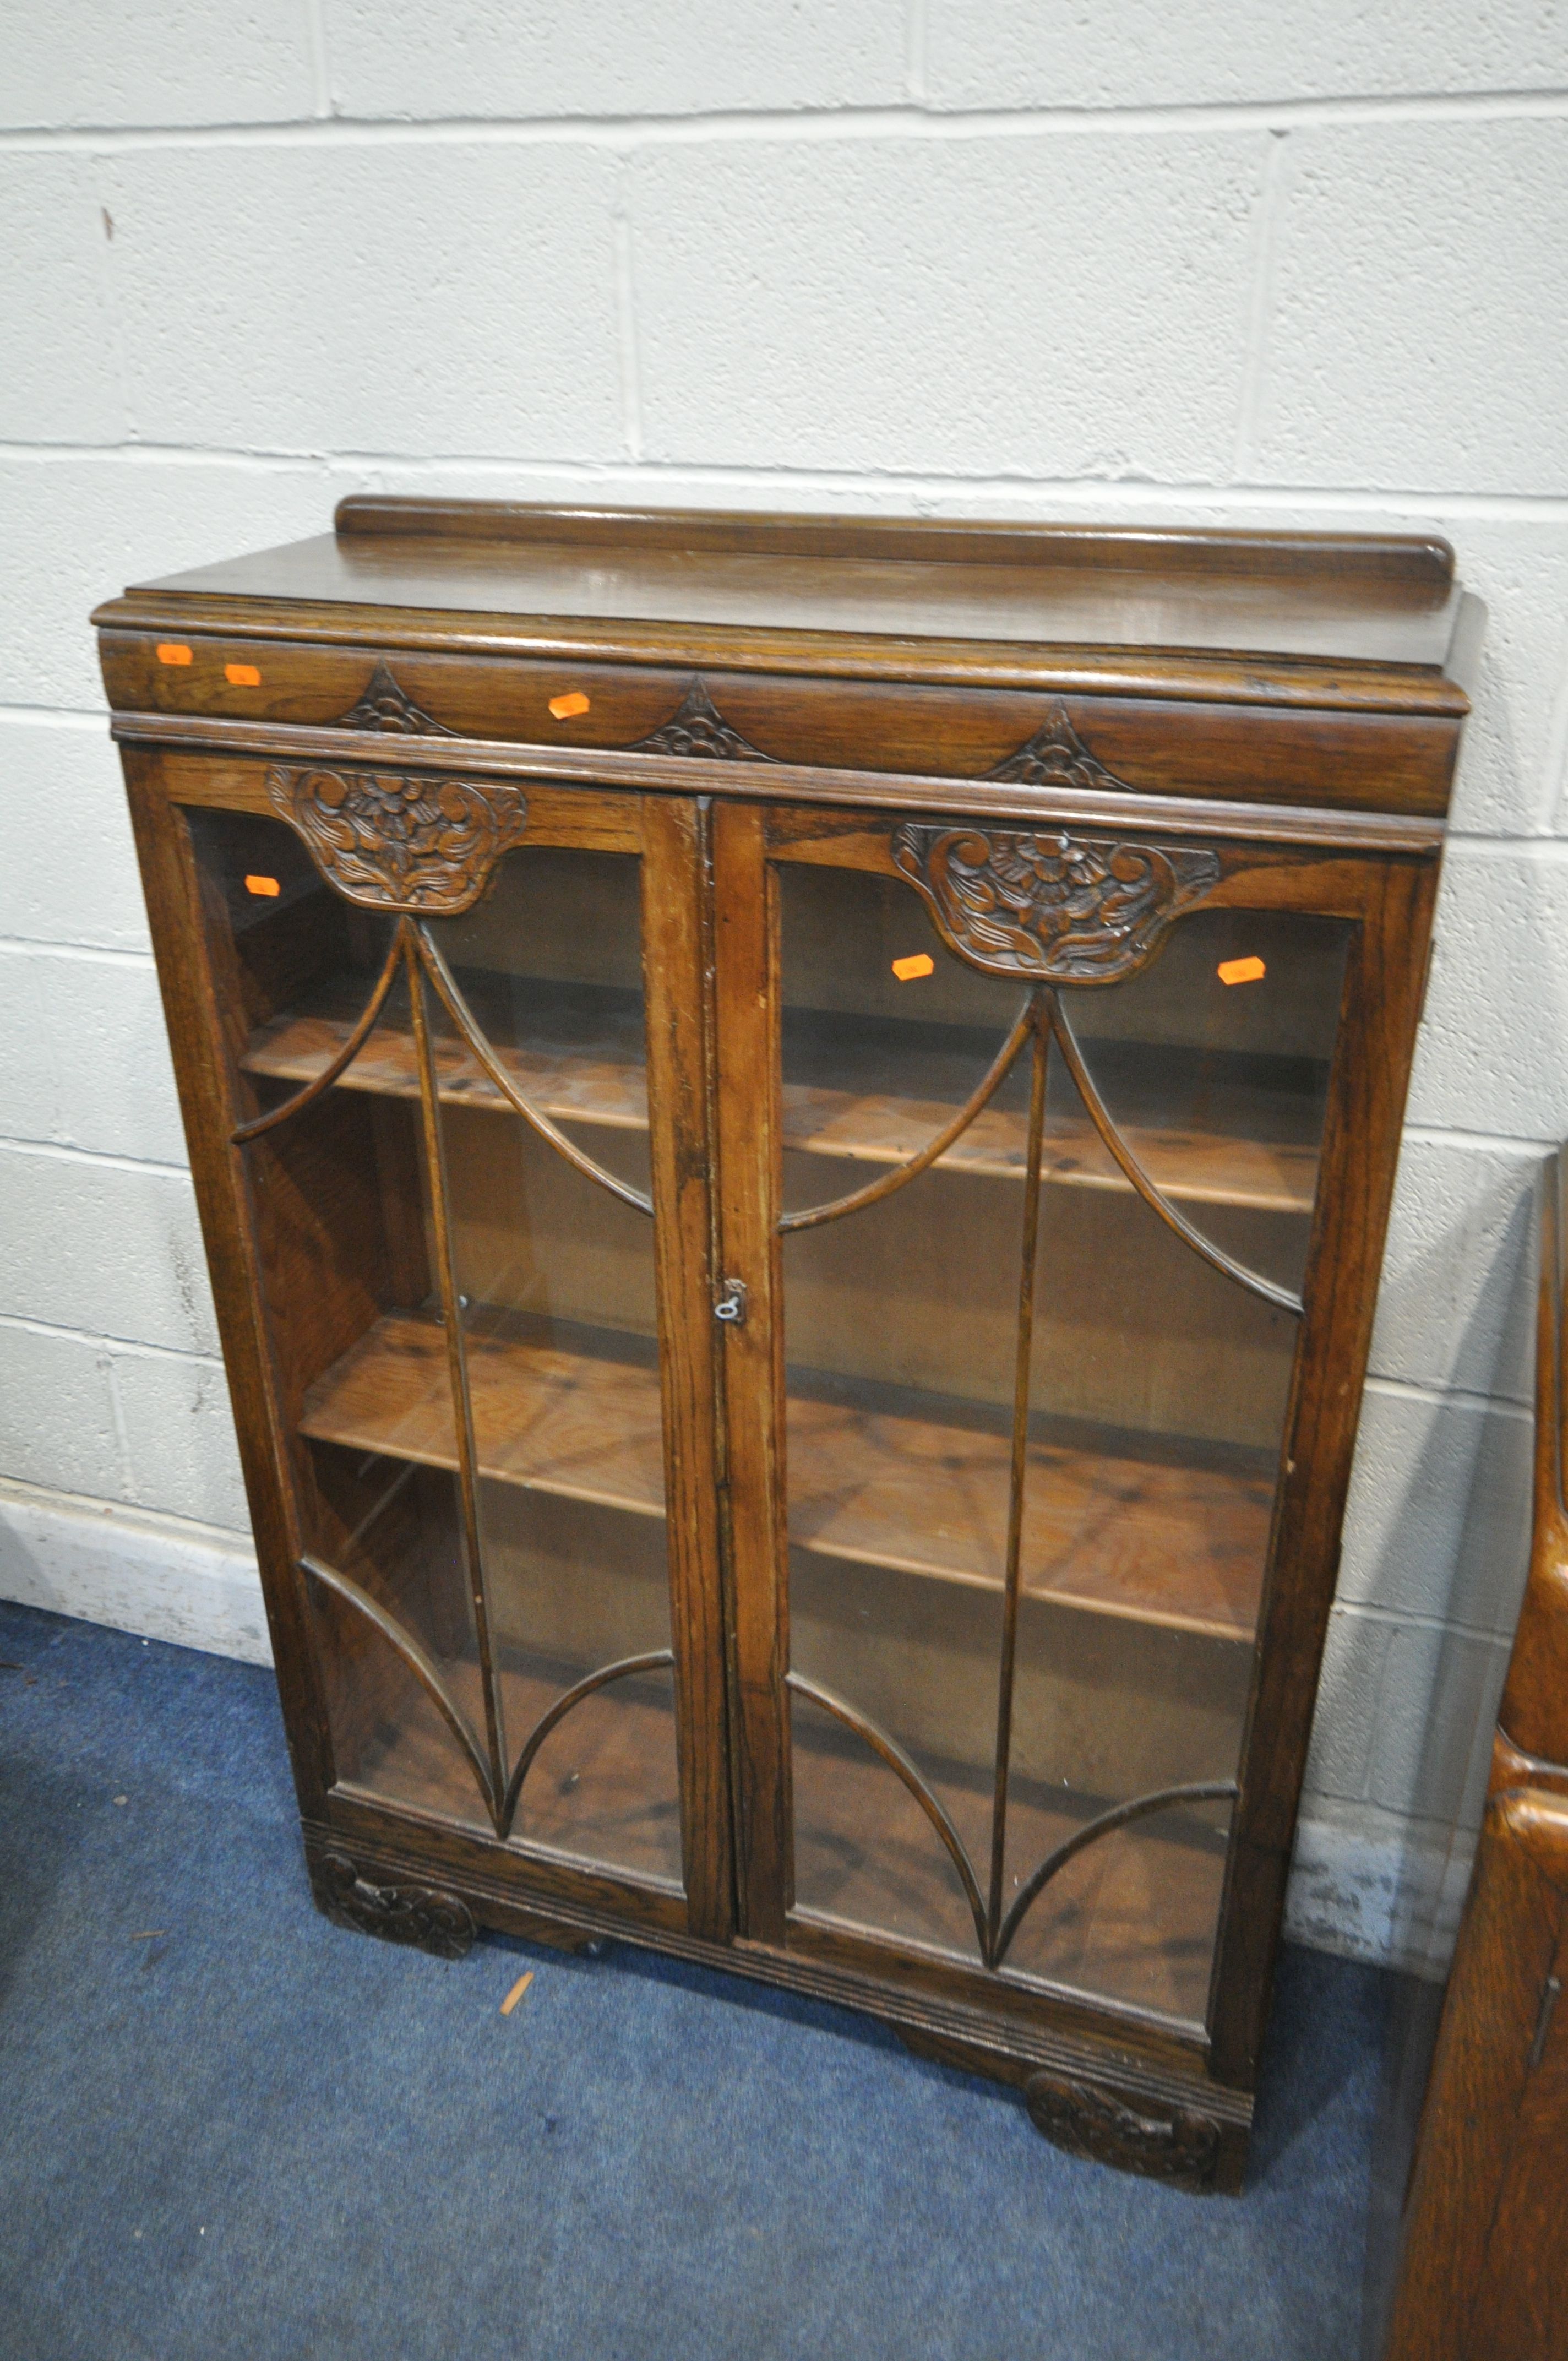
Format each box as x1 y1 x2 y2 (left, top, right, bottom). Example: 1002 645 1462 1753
631 679 770 761
309 1851 476 1960
892 822 1219 984
266 764 529 915
1023 2072 1221 2190
988 700 1126 791
333 660 456 736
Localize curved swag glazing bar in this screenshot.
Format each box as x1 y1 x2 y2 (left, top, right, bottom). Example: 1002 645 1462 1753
779 987 1048 1237
499 1649 676 1838
303 1555 679 1859
778 993 1038 1236
992 1780 1240 1970
787 1669 990 1956
787 1670 1239 1978
415 923 654 1218
1047 991 1304 1316
230 920 409 1145
302 1552 500 1827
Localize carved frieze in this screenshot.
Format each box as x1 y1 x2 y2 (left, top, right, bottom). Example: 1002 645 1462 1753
333 660 457 736
892 822 1220 984
1023 2072 1221 2191
266 764 529 915
631 678 771 761
309 1851 476 1961
988 700 1128 791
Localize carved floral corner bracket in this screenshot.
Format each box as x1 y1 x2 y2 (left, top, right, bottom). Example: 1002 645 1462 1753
630 678 772 761
333 659 458 736
1023 2072 1222 2192
988 699 1128 792
309 1851 476 1961
891 821 1221 985
266 763 529 915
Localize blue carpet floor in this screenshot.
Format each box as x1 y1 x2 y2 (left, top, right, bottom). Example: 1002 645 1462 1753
0 1598 1398 2360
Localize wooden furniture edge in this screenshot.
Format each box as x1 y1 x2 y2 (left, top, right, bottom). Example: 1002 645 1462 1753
1382 1143 1568 2357
1498 1146 1568 1774
330 494 1455 591
1381 1786 1568 2358
92 592 1469 719
107 709 1447 855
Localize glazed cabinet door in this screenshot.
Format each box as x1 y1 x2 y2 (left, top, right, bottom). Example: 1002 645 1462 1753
714 798 1422 2053
155 767 729 1941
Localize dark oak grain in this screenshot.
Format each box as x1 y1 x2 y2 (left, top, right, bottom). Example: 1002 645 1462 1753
1382 1148 1568 2357
98 501 1462 2191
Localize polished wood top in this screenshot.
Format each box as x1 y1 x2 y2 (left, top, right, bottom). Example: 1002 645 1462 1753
97 498 1474 702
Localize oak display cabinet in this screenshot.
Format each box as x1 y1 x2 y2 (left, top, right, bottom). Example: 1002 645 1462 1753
95 502 1474 2193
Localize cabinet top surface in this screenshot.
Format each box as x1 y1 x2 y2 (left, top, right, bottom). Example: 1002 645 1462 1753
105 498 1471 694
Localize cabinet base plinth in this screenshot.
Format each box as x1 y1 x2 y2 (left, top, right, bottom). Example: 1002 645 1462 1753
308 1848 477 1960
302 1818 1253 2192
1022 2070 1223 2193
894 2022 1246 2195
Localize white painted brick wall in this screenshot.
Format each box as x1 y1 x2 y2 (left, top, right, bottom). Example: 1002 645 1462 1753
323 0 910 118
2 2 1564 1970
922 2 1568 110
628 134 1267 477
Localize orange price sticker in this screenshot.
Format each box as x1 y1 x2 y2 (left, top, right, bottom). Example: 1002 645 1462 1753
891 953 935 982
1217 956 1266 987
549 692 591 720
225 662 262 687
244 875 281 899
156 643 192 666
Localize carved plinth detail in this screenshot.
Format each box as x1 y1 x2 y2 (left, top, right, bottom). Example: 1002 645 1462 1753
892 823 1219 984
267 764 529 914
333 660 457 736
631 678 770 761
309 1851 476 1960
988 700 1128 791
1023 2072 1221 2191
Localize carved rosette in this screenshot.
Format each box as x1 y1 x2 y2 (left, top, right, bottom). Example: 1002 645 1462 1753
1023 2072 1221 2192
892 822 1220 984
988 700 1126 791
631 678 770 761
310 1851 476 1961
333 659 457 736
266 764 529 915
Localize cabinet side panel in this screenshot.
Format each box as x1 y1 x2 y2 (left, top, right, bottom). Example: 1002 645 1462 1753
1384 1791 1568 2361
121 749 333 1816
1207 854 1439 2086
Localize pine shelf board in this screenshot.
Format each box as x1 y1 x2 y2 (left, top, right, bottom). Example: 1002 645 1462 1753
300 1313 1270 1643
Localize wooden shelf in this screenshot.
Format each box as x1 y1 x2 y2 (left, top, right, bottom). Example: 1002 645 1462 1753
246 970 1321 1215
245 971 651 1135
300 1312 1270 1642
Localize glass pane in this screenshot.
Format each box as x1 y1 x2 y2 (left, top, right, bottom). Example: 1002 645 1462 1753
780 864 1028 1960
187 806 489 1827
1062 908 1351 1300
776 854 1349 2025
781 864 1035 1222
422 848 682 1887
190 811 682 1887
